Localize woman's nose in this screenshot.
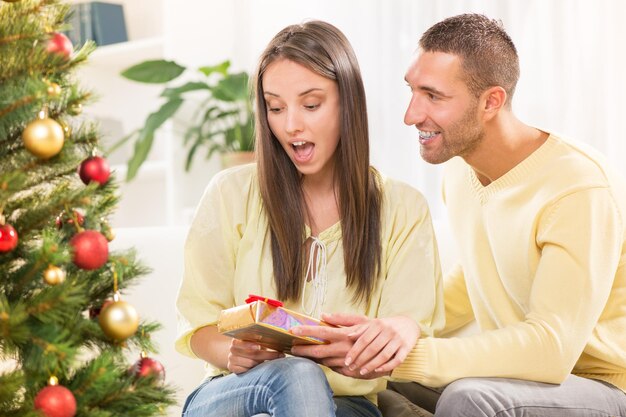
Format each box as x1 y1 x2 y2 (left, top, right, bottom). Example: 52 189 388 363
285 109 303 134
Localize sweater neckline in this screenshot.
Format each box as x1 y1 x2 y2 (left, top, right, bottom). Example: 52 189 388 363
467 134 558 203
304 221 342 243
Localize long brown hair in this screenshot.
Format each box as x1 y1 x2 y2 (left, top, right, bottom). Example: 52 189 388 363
254 20 382 305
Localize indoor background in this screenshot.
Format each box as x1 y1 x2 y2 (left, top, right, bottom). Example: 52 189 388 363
75 1 626 414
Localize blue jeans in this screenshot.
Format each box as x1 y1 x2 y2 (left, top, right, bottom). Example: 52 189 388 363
181 357 381 417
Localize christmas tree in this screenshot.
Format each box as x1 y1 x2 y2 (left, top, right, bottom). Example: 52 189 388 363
0 1 176 416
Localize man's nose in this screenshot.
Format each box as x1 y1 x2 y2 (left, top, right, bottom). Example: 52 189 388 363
404 94 426 126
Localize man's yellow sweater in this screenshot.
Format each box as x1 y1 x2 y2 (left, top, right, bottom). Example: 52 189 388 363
393 134 626 393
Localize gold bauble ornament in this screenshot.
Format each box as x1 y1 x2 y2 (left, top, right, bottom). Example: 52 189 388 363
98 296 139 340
22 117 65 159
101 219 115 242
68 103 82 116
104 227 115 242
46 82 62 97
43 265 66 285
57 118 71 138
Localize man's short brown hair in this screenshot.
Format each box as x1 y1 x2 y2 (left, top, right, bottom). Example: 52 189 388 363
420 13 520 107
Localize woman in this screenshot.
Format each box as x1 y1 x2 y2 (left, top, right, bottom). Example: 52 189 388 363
176 20 443 417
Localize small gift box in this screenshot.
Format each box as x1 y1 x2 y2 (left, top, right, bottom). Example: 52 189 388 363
217 295 333 353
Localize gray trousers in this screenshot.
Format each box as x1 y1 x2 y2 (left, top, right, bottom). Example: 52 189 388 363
382 375 626 417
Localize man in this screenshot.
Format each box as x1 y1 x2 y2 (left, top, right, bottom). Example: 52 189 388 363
292 13 626 416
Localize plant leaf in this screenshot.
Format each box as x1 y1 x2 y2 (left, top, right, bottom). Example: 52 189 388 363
212 72 249 102
200 106 221 123
126 98 183 181
206 143 224 160
239 115 256 151
185 139 204 171
223 126 237 148
161 81 210 98
183 126 201 146
214 109 240 120
121 60 186 83
198 60 230 77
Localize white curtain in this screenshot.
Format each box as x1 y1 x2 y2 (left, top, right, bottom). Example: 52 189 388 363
172 0 626 221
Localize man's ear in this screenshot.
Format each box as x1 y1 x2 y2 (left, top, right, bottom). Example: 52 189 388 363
481 86 507 121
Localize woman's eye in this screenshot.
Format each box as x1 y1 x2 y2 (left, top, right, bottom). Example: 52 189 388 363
268 107 282 113
304 104 320 110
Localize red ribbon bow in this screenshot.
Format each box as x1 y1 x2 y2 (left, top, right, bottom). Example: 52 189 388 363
245 294 284 307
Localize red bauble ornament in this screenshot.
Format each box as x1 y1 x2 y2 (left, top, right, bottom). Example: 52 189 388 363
78 156 110 186
55 210 85 229
133 355 165 381
34 384 77 417
88 299 113 319
70 230 109 270
46 33 73 59
0 223 18 253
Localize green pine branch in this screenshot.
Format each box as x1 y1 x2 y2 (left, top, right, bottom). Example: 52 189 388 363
0 1 178 414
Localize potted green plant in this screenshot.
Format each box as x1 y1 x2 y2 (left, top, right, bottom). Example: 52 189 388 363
114 59 254 181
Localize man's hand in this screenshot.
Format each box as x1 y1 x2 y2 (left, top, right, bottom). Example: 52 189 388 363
300 313 420 377
227 339 285 374
329 365 391 380
343 315 420 376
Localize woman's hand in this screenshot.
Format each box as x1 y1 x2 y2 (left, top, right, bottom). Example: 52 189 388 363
289 320 358 368
227 339 285 374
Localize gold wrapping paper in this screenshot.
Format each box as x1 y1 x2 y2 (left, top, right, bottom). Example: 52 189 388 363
217 301 333 353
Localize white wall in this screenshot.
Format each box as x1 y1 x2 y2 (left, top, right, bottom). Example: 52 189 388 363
162 0 626 222
103 3 625 413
